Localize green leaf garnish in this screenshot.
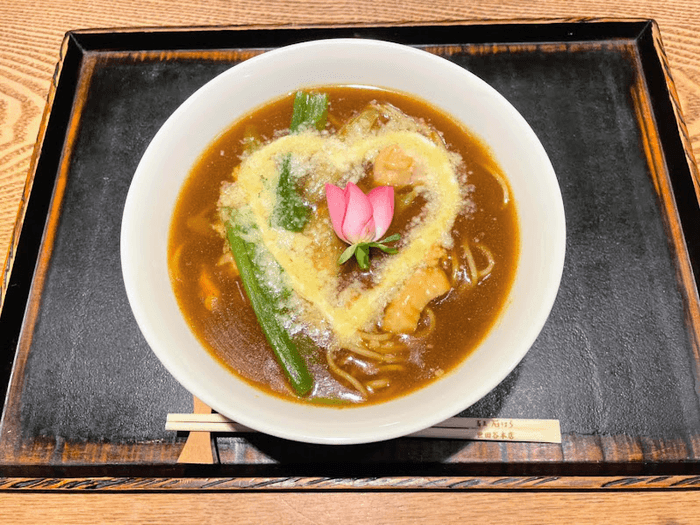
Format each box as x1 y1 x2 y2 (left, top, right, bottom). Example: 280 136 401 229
337 234 401 270
379 233 401 243
338 244 358 265
355 244 370 269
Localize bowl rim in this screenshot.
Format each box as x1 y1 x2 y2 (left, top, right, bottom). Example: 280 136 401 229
121 37 566 445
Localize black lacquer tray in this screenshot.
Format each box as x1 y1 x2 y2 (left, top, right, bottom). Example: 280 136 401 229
1 20 700 488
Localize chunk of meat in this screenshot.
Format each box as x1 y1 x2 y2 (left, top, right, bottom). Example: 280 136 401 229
372 144 415 187
198 268 221 312
383 265 450 334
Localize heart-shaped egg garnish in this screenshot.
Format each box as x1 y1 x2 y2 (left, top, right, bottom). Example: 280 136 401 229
220 128 464 347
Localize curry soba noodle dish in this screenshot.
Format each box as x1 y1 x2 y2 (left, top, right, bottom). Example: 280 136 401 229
168 86 519 406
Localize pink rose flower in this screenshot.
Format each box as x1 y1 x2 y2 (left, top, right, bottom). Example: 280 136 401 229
325 182 400 269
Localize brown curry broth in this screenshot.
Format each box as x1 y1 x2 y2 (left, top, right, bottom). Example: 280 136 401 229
168 86 519 404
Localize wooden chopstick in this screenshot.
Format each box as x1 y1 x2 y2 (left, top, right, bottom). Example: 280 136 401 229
166 414 561 443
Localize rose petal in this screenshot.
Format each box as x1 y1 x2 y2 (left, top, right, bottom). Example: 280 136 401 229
361 217 376 242
325 183 349 243
342 182 375 244
367 186 395 240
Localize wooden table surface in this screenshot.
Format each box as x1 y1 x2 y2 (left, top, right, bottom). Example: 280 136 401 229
1 0 700 522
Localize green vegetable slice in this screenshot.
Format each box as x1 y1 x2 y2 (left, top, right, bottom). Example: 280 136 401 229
290 91 329 132
271 91 329 232
225 218 313 397
271 154 311 232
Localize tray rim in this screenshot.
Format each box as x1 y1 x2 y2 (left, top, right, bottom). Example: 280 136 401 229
2 474 700 492
2 19 700 489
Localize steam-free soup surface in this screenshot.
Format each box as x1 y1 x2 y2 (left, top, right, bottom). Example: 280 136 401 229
168 86 518 405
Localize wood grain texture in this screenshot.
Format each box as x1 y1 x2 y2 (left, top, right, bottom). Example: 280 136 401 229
1 0 700 519
2 491 700 524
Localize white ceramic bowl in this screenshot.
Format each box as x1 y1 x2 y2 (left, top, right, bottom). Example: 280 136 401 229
121 39 565 445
